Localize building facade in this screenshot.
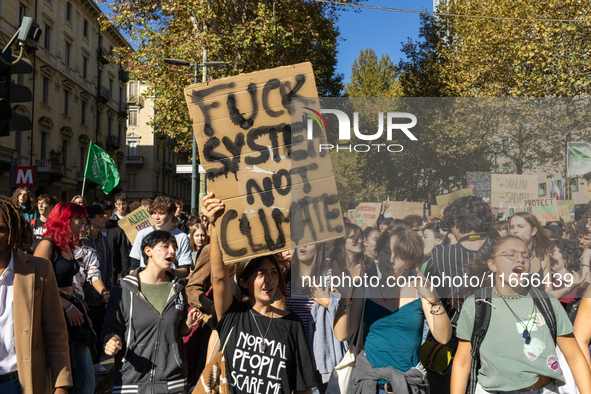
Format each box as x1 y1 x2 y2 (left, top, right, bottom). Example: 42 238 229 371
125 81 191 203
0 0 131 201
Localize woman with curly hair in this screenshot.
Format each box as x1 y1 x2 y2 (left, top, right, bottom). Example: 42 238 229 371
550 238 589 306
11 186 38 223
33 202 95 394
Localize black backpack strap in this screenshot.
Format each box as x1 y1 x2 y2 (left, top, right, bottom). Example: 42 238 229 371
529 287 557 346
468 287 493 394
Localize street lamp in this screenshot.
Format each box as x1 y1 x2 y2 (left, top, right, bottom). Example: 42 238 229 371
163 56 228 216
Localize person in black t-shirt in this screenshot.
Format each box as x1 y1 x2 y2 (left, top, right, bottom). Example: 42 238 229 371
202 192 321 394
31 194 57 251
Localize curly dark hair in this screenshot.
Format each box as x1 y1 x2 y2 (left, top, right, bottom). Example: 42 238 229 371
376 216 394 228
551 238 582 272
11 187 35 213
462 235 527 297
576 220 590 236
442 196 493 234
403 215 423 229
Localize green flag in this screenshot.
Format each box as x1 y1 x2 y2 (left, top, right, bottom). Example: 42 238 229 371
84 141 120 194
567 142 591 177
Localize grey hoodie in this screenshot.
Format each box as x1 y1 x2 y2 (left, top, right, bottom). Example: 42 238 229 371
102 269 189 394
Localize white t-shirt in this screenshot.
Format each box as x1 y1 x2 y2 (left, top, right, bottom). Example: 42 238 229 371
0 252 16 374
130 226 192 269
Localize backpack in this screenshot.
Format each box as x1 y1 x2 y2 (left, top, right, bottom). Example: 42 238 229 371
467 287 557 394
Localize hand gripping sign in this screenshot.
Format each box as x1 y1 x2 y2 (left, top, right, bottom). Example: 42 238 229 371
184 63 344 263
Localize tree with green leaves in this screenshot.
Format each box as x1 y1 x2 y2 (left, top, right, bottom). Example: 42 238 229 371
102 0 358 159
345 48 398 97
438 0 591 181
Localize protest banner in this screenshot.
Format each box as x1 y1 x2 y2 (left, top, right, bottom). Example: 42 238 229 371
383 201 423 220
184 63 344 263
436 188 473 207
522 198 558 223
352 203 382 228
557 200 575 222
467 172 498 201
118 207 155 245
491 174 538 209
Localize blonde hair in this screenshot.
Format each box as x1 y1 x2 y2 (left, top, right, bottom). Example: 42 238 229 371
71 195 87 206
190 223 209 253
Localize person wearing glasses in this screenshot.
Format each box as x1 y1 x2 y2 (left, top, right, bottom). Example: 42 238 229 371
452 236 591 394
31 194 58 251
111 193 128 221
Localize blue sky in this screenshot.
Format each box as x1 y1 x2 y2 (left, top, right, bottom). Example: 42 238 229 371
100 0 434 86
334 0 434 84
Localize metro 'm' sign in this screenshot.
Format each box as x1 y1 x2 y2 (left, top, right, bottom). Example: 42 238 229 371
15 166 34 187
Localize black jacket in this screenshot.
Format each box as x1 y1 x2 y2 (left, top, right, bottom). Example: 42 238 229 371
105 219 131 277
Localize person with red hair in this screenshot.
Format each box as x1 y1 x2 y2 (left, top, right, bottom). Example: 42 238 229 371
34 202 96 394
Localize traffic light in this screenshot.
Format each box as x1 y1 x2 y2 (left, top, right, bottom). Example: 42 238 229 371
0 17 40 137
0 50 33 136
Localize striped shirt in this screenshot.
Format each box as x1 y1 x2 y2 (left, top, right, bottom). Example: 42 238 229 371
424 239 492 322
286 281 315 339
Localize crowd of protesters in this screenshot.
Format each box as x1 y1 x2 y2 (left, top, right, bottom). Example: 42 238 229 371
2 186 591 394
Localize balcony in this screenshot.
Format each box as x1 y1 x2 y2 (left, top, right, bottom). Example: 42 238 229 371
118 104 128 119
97 48 111 64
36 159 63 174
126 155 144 168
97 86 110 103
163 161 172 173
106 135 121 151
119 69 130 83
36 159 64 184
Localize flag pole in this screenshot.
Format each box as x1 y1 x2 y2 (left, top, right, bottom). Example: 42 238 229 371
81 176 87 198
81 141 93 199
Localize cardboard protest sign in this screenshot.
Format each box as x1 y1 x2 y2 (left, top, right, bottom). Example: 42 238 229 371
430 205 441 218
352 203 382 228
557 200 575 222
467 172 498 201
383 201 423 220
184 63 344 263
491 174 538 209
436 188 473 207
522 198 558 223
118 207 155 244
558 205 571 223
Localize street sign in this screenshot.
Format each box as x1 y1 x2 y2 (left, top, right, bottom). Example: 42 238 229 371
14 166 34 186
176 164 205 174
